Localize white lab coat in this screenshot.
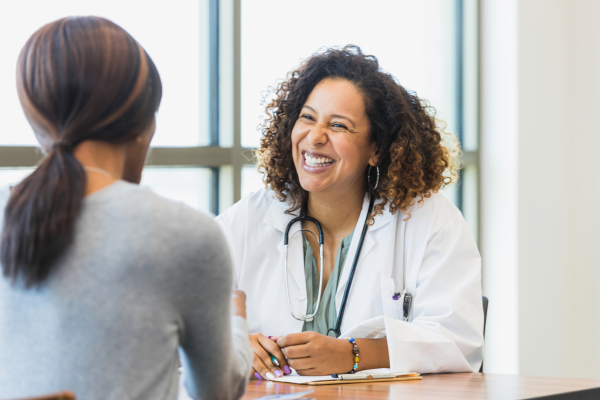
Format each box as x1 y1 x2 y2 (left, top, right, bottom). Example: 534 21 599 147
215 188 483 373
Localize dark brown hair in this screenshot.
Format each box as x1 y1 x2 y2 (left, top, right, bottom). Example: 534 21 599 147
256 45 460 221
1 17 162 287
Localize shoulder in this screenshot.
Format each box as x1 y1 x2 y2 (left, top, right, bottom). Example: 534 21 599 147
406 191 463 223
89 181 219 242
393 191 466 239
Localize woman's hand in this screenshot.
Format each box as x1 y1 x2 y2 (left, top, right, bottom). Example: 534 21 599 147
278 333 390 375
249 333 291 380
231 290 246 319
276 332 354 375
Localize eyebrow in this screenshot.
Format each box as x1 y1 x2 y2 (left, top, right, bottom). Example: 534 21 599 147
302 105 356 129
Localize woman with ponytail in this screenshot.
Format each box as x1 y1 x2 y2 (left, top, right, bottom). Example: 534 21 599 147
0 17 251 400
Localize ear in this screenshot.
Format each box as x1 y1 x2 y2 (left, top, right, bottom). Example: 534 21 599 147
368 141 380 167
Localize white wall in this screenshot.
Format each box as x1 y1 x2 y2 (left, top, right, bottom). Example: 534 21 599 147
480 0 519 375
481 0 600 379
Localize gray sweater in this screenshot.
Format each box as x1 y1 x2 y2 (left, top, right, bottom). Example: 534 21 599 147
0 181 252 400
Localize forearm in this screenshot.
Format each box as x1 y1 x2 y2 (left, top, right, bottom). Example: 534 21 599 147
183 319 251 400
355 338 389 371
230 316 253 377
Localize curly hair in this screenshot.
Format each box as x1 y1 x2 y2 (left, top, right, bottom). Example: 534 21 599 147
256 45 461 222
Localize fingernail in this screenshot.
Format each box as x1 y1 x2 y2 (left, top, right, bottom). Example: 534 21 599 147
274 369 283 377
254 372 263 380
265 372 275 380
284 365 291 374
268 336 274 339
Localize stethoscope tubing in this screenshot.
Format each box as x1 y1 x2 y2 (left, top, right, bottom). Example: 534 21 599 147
327 196 375 338
283 215 324 322
282 195 375 334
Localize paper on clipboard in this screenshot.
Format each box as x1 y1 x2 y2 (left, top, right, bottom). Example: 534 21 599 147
272 369 419 385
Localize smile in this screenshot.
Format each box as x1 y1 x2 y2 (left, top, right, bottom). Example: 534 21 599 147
303 152 334 168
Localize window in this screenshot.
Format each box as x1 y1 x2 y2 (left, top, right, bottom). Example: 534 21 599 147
242 0 458 148
0 0 478 239
0 0 210 147
0 0 218 213
241 0 480 240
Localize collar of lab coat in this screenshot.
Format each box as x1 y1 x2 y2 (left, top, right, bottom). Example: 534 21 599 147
263 193 394 301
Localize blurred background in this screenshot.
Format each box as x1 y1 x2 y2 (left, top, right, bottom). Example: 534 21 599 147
0 0 598 379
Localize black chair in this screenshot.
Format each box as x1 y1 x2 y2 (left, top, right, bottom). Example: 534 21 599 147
480 296 489 373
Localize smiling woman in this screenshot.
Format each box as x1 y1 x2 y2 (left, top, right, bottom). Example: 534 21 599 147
257 46 461 221
292 79 376 201
216 45 482 380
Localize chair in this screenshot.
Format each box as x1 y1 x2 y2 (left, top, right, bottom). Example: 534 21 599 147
480 296 489 373
12 392 75 400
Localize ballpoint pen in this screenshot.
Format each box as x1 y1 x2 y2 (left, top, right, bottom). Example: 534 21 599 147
270 355 280 367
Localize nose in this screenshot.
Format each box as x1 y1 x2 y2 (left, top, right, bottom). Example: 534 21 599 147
306 124 328 147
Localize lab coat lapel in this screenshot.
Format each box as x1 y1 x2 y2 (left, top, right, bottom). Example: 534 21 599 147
264 199 307 294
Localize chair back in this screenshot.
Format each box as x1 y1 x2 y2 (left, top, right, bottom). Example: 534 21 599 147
11 392 75 400
480 296 489 373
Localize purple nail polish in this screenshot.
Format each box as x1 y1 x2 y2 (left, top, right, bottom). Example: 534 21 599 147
284 365 291 374
254 372 263 380
275 369 283 377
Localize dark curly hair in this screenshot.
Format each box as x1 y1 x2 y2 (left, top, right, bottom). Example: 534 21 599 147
256 45 460 221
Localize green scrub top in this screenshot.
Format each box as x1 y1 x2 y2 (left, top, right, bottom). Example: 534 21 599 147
302 231 354 336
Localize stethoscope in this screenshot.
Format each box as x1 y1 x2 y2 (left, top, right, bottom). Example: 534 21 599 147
282 195 376 338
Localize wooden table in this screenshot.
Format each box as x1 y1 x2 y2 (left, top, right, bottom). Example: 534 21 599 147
241 373 600 400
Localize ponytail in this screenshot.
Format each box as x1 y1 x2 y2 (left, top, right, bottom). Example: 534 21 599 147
1 143 86 287
1 16 161 288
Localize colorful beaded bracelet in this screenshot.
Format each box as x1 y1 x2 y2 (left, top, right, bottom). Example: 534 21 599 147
345 337 359 374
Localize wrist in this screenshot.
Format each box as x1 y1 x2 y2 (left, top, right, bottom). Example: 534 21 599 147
344 337 360 374
336 338 355 373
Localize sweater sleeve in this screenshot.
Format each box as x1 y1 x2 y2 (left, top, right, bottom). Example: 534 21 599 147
171 214 252 400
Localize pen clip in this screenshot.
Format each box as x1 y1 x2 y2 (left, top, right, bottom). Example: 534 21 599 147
403 293 412 322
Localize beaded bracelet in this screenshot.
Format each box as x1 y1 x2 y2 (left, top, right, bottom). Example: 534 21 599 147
345 337 359 374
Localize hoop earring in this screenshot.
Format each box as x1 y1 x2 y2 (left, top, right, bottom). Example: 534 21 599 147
368 165 379 191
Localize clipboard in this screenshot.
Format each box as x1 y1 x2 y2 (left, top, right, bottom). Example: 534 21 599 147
273 372 422 386
307 374 422 386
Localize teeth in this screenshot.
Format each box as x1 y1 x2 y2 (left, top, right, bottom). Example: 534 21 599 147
304 153 333 167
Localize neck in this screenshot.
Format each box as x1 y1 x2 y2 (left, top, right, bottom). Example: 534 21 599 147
306 183 366 237
73 140 125 195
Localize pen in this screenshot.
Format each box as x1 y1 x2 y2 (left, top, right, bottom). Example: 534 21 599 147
267 336 282 367
270 355 280 367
